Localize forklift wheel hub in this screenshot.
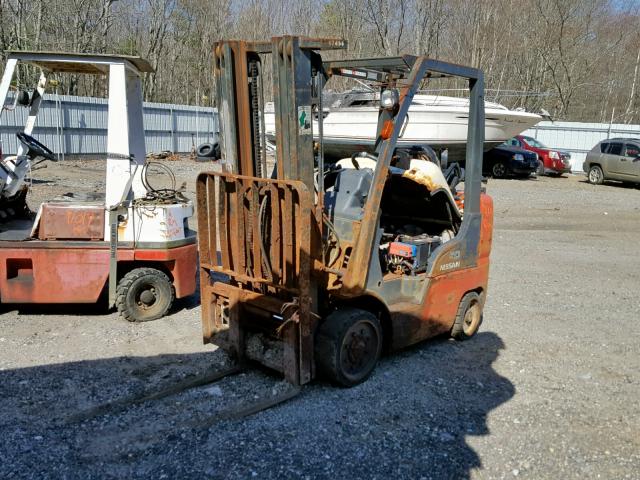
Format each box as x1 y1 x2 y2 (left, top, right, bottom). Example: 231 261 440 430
342 324 378 375
463 301 481 336
139 288 156 307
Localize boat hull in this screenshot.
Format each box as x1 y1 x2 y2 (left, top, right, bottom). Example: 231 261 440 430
264 101 541 163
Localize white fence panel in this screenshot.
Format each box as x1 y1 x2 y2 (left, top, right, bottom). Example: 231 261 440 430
523 121 640 172
3 92 639 173
0 93 218 157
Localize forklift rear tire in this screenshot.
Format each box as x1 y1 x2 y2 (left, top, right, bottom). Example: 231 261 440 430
116 268 175 322
450 292 483 340
315 308 382 387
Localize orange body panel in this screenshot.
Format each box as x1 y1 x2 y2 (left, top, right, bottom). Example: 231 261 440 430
388 193 494 349
135 244 198 298
0 243 197 304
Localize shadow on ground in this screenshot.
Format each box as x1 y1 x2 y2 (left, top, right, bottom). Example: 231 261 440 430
0 331 513 479
0 290 200 317
579 178 639 189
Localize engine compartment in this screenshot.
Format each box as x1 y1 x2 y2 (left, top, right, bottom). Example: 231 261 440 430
323 153 462 277
379 172 460 275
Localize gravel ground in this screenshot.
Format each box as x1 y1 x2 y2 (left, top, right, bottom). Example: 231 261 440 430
1 160 639 479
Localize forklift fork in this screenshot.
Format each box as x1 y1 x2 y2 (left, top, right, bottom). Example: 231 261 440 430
65 365 302 427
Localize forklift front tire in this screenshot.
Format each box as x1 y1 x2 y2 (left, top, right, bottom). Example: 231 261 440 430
450 292 483 340
315 308 383 387
116 267 175 322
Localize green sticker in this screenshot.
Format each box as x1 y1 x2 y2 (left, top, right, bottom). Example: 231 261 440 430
297 106 312 134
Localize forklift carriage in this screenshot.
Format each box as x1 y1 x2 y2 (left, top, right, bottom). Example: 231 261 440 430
197 37 493 386
0 52 197 321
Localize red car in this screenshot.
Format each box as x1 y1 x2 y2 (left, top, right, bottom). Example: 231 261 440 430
508 135 572 176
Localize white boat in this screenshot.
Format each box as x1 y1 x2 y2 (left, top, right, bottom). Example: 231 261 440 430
265 91 541 162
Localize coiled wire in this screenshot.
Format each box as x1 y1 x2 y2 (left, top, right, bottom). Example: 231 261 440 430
135 161 189 205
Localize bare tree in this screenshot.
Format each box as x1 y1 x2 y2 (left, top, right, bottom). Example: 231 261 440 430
0 0 638 122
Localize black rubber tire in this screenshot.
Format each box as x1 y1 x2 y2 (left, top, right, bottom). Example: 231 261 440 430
213 142 221 159
116 267 175 322
587 165 604 185
197 143 215 158
491 162 507 178
450 292 483 340
536 160 545 176
315 308 383 387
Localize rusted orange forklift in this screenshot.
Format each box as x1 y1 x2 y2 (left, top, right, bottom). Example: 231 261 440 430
197 37 493 388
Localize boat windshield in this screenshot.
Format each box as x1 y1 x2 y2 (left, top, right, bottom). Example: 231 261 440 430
349 99 377 107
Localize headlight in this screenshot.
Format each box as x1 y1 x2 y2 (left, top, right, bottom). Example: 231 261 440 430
380 89 400 110
549 151 559 159
513 153 524 161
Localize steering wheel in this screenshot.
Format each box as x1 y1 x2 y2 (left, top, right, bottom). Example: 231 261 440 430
16 132 56 161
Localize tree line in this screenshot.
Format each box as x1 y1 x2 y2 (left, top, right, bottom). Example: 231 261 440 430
1 0 638 123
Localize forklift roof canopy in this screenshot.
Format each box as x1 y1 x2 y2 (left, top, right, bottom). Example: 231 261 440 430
326 56 481 83
4 51 154 75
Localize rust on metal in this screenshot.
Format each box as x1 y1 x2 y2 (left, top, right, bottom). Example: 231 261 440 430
195 386 301 428
196 169 314 384
197 171 312 293
65 365 244 424
37 203 105 240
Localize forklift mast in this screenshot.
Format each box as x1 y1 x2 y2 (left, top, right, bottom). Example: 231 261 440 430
200 37 346 384
213 37 345 184
197 36 487 386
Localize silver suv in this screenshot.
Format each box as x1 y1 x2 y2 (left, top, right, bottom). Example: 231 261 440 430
583 138 640 185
